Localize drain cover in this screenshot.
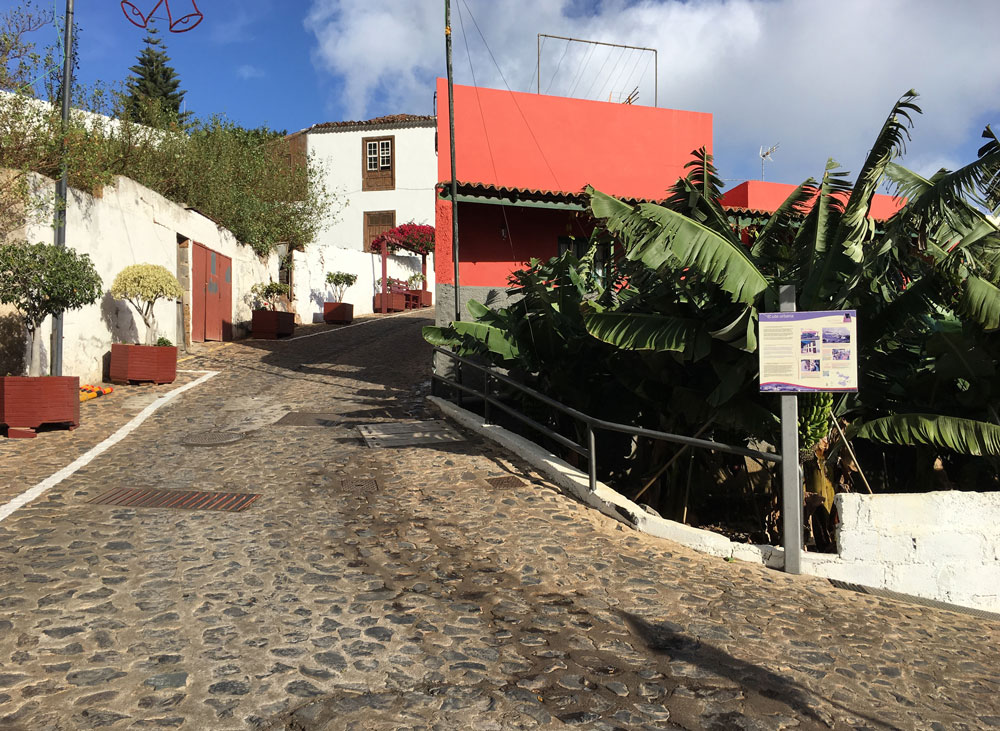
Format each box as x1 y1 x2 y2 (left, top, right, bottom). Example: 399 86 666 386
89 488 261 512
341 478 379 492
180 431 245 446
276 412 341 427
486 476 525 489
358 420 465 448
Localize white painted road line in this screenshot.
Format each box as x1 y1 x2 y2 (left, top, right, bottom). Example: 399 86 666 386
0 370 220 525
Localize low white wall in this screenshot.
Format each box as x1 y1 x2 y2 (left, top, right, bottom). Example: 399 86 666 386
292 246 434 320
22 174 275 382
806 492 1000 612
430 397 1000 614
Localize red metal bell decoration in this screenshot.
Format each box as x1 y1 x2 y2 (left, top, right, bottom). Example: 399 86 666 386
121 0 203 33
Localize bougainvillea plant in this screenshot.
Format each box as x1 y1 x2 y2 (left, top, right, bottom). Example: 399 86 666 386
369 223 435 256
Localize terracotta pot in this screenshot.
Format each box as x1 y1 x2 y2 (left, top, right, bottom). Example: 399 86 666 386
373 293 406 313
408 289 432 308
109 343 178 385
252 310 295 339
323 302 354 324
0 376 80 438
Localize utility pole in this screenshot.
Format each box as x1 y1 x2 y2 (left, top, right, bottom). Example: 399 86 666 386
51 0 74 377
779 284 802 574
445 0 461 322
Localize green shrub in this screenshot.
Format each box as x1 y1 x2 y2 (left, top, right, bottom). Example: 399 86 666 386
0 241 103 375
325 271 357 302
250 281 290 311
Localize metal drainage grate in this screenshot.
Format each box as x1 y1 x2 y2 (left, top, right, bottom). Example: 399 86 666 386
829 580 1000 620
180 431 245 447
89 488 261 512
486 476 525 489
357 420 465 448
275 412 341 427
341 478 379 492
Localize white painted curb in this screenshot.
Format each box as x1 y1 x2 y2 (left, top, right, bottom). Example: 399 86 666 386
428 396 784 568
0 370 220 524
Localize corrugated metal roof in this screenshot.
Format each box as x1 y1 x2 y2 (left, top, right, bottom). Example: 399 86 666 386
438 181 666 207
306 114 436 133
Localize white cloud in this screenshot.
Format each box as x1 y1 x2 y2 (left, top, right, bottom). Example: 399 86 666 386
306 0 1000 184
236 64 265 80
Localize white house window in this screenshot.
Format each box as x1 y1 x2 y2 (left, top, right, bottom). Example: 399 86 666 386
379 139 391 169
366 141 379 171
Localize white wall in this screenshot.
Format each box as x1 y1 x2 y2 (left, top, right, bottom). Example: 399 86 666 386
292 123 437 319
23 174 276 382
804 491 1000 612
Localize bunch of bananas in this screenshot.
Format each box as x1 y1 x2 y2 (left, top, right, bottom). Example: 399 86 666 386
798 391 833 451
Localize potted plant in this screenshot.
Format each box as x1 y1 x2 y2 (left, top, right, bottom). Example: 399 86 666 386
324 271 357 324
109 263 184 385
250 281 294 339
0 241 102 438
406 273 431 308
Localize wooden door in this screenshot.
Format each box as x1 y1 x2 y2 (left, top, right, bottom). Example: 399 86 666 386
192 243 232 342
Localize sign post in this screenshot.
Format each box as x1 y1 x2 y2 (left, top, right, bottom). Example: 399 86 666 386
760 287 859 574
778 286 802 574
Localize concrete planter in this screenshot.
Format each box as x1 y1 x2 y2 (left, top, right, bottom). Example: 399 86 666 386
109 344 178 385
323 302 354 324
0 376 80 438
252 310 295 339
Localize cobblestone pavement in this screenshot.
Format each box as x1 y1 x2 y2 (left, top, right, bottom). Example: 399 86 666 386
1 309 998 730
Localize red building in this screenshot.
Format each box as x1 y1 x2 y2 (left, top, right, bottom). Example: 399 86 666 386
434 78 903 323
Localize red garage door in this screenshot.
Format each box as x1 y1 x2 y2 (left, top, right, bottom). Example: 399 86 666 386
192 242 232 342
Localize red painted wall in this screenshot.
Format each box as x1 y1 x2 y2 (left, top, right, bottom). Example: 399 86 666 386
436 78 712 200
721 180 905 221
437 200 592 286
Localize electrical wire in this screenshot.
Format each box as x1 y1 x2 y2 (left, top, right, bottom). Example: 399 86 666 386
543 37 572 95
566 40 598 98
619 47 645 101
604 47 635 103
595 46 628 102
581 45 616 100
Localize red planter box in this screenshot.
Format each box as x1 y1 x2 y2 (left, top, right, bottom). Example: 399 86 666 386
408 290 432 308
323 302 354 324
252 310 295 339
373 293 406 313
0 376 80 438
109 344 178 385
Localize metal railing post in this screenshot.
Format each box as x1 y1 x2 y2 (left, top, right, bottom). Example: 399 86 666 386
484 371 491 424
587 425 597 492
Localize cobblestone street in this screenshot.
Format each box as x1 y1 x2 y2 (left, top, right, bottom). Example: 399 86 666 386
1 310 998 730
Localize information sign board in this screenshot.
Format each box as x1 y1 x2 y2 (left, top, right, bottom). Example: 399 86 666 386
759 310 858 392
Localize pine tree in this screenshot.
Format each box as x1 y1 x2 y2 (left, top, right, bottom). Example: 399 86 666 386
124 25 189 126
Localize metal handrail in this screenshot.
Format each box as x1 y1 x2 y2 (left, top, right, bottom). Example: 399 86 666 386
432 347 781 495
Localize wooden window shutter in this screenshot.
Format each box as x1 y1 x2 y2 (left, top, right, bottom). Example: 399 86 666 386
364 210 396 252
361 135 395 191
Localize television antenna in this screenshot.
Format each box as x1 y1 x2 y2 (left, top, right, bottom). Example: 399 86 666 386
759 142 779 181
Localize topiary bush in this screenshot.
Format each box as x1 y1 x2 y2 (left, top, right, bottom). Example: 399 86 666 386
110 263 184 345
0 241 103 376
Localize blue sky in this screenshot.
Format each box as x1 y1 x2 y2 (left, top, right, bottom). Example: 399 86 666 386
5 0 1000 188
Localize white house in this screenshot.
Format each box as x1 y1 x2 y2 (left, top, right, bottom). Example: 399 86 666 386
286 114 437 320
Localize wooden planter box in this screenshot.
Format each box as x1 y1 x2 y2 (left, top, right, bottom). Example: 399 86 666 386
408 289 432 308
323 302 354 324
373 293 406 313
1 376 80 438
252 310 295 339
110 343 178 385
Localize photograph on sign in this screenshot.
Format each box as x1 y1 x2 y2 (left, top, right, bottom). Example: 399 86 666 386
759 310 858 392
